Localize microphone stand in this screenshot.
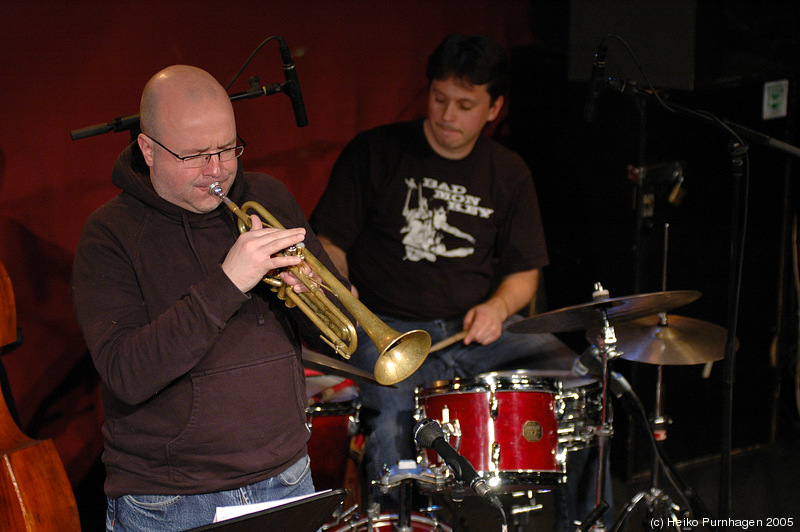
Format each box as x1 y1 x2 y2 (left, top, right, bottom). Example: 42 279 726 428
602 77 800 528
450 479 466 532
69 75 287 142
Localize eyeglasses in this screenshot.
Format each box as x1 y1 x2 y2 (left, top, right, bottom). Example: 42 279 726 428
145 134 246 168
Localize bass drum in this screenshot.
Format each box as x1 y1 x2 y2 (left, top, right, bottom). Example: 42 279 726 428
328 512 452 531
305 370 361 491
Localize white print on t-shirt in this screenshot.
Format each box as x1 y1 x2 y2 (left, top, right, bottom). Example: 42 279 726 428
400 177 493 262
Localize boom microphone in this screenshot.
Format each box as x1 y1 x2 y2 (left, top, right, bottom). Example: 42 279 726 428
277 37 308 127
414 418 503 510
584 36 609 123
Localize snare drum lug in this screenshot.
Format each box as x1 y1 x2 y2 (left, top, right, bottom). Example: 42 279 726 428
554 396 566 419
491 441 501 468
490 391 499 420
443 419 462 452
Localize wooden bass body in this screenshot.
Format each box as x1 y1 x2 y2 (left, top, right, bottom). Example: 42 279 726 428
1 260 81 530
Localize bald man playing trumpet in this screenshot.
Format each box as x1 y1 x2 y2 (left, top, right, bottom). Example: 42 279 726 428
73 64 350 531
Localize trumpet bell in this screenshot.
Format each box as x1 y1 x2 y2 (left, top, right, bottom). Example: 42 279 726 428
374 329 431 385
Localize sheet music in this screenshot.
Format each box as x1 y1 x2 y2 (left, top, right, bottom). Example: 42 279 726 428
212 489 333 523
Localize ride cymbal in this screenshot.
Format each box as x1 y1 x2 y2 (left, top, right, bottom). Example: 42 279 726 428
508 290 701 334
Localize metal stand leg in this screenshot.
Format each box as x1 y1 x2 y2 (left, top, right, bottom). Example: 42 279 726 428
612 229 693 531
610 356 689 531
575 284 619 532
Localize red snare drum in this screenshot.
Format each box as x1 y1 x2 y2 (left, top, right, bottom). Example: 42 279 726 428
305 371 361 491
415 370 567 490
329 512 452 531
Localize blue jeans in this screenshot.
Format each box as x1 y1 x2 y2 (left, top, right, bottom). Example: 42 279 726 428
106 455 314 531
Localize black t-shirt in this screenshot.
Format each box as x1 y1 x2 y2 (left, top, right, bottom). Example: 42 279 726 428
311 119 548 320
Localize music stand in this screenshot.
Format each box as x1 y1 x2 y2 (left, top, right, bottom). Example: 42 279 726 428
188 489 346 532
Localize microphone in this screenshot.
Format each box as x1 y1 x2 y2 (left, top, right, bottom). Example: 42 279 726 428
572 346 634 400
584 36 609 123
277 37 308 127
414 418 503 510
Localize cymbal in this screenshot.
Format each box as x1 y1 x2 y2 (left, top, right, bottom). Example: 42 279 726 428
603 314 730 365
301 347 378 383
508 290 701 334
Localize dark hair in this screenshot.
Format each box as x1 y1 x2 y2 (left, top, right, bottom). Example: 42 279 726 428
425 33 510 103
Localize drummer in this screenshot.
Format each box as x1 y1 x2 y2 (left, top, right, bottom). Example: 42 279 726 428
311 33 609 529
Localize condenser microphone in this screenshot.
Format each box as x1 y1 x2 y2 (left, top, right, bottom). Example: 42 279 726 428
277 37 308 127
414 418 503 510
584 36 609 123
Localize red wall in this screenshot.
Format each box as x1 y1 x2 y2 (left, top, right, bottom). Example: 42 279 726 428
0 0 536 485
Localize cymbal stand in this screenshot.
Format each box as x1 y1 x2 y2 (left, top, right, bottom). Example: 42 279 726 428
611 225 690 531
609 350 689 531
576 283 619 532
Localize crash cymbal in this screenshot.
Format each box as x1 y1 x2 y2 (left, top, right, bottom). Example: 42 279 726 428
301 347 378 383
508 290 701 334
603 314 730 365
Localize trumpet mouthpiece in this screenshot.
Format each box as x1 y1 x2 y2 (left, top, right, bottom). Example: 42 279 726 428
208 182 223 197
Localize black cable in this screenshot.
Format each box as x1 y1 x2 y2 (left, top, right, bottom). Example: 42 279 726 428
619 388 720 529
225 36 281 91
601 33 675 114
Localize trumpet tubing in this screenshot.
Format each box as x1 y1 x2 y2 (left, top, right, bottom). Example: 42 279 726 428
208 183 430 385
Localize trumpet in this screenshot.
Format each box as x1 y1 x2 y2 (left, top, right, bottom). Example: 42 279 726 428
208 182 430 385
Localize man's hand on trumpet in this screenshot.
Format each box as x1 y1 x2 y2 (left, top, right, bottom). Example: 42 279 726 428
279 260 322 294
222 214 309 293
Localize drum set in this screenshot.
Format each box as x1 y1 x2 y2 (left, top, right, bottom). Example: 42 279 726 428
302 283 728 531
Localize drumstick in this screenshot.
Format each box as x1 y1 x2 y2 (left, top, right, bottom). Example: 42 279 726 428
429 330 467 353
308 379 354 405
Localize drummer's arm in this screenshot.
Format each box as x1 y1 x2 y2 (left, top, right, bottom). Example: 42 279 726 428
463 269 539 346
317 235 358 296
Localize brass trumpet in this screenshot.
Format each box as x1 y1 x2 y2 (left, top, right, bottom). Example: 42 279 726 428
208 182 430 385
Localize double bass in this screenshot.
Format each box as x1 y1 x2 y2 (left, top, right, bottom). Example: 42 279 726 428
1 260 81 530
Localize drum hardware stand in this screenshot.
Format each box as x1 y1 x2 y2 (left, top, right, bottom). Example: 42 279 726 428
322 502 359 531
373 461 449 532
611 227 692 531
505 490 543 532
608 339 694 532
449 480 466 532
575 283 621 532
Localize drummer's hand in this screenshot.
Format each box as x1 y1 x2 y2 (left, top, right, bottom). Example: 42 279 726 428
463 300 506 345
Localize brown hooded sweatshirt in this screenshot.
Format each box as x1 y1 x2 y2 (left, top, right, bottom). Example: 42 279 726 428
72 142 345 497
